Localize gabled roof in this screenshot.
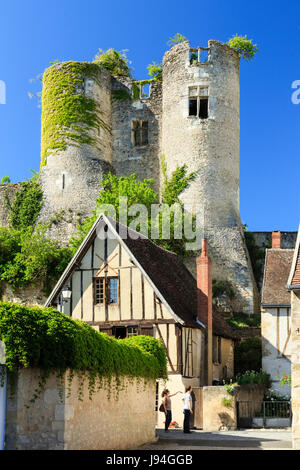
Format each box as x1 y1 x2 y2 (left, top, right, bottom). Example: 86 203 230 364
45 213 238 339
287 224 300 289
45 214 201 328
261 248 294 306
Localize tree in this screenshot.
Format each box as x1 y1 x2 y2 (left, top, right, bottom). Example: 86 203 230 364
147 62 162 80
167 33 187 48
227 35 258 60
70 160 199 256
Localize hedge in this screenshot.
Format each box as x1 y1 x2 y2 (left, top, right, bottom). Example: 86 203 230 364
0 302 167 402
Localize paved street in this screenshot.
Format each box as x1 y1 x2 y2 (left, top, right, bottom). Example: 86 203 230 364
137 428 293 450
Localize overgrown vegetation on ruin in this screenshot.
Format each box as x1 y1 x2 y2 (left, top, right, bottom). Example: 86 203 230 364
0 301 167 404
93 48 131 76
41 61 110 167
227 34 258 60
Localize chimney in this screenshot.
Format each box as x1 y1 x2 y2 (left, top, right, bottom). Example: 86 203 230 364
196 239 212 329
196 239 213 385
272 231 281 249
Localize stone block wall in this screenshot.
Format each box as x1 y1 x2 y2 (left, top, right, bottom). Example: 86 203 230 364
5 368 157 450
202 386 237 431
0 183 22 228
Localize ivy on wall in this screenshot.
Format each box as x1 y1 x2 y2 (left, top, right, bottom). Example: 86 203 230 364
6 180 43 229
41 61 110 167
0 302 167 403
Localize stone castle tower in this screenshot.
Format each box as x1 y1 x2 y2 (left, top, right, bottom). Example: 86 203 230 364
38 40 259 313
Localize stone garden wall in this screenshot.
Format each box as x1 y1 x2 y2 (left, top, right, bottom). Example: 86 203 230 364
5 368 157 450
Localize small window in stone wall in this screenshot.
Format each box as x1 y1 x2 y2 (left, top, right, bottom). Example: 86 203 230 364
131 120 148 146
189 47 209 64
213 335 222 364
189 86 208 119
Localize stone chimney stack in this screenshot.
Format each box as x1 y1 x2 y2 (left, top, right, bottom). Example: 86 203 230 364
196 238 213 384
272 231 281 249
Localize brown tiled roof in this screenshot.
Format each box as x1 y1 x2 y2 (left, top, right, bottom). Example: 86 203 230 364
261 249 294 305
109 217 199 328
291 249 300 285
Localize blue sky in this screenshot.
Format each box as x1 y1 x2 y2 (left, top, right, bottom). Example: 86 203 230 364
0 0 299 231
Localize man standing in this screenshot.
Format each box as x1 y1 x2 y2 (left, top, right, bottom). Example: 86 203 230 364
182 386 193 433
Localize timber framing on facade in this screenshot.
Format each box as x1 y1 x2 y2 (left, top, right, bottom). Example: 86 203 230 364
46 214 237 381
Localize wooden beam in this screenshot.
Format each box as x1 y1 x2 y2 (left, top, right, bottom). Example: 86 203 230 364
156 324 175 373
141 274 145 320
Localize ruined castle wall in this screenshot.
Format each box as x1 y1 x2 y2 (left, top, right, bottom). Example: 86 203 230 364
39 64 114 228
0 183 22 227
161 41 258 313
111 77 162 193
161 40 240 225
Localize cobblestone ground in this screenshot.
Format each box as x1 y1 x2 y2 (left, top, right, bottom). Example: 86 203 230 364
136 428 293 450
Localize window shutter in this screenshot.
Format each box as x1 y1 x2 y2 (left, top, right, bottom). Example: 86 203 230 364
100 327 113 336
140 325 153 336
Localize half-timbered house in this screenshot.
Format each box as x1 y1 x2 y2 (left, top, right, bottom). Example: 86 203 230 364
45 213 236 426
261 231 293 396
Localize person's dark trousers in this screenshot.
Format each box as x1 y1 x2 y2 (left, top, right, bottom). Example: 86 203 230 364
165 410 172 431
183 409 191 433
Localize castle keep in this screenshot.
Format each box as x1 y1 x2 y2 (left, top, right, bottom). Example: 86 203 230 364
2 40 261 313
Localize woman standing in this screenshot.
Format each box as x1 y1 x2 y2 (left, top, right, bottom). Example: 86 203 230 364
161 389 182 432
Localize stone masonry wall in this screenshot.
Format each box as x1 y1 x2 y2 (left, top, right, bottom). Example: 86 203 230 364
5 368 157 450
111 76 162 194
39 65 114 234
0 183 22 228
161 40 258 314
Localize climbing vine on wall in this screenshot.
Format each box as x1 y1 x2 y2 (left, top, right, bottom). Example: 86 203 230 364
41 61 110 167
0 302 167 404
6 180 43 229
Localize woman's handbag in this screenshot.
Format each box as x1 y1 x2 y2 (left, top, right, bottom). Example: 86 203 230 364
159 402 165 412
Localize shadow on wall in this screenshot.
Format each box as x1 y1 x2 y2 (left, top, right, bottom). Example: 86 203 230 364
218 412 236 430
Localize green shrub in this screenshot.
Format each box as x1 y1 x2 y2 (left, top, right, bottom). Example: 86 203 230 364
227 35 258 60
236 369 271 389
227 312 261 328
167 33 187 48
93 48 131 76
0 302 167 402
212 280 235 299
0 225 72 294
147 62 162 80
234 337 262 374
